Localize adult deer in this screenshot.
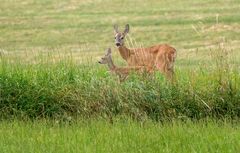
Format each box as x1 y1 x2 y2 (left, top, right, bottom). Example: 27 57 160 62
98 48 151 82
113 24 177 80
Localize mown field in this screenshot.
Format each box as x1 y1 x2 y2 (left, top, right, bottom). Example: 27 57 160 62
0 0 240 152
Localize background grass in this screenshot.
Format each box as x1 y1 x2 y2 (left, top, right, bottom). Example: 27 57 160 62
1 0 240 64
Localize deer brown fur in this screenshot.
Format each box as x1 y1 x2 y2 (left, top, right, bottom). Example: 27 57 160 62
114 24 177 80
98 48 151 82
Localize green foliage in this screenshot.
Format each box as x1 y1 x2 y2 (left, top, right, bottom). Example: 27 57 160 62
0 0 239 121
1 57 239 120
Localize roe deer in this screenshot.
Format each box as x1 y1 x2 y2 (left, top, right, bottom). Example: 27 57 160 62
98 48 151 82
113 24 177 81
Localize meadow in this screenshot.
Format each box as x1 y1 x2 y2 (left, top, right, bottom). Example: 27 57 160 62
0 119 240 153
0 0 240 152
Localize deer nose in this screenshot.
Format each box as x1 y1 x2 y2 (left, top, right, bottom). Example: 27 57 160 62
116 43 121 46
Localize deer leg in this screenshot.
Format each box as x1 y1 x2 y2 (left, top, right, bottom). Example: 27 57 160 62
154 62 174 82
154 63 165 76
155 53 176 82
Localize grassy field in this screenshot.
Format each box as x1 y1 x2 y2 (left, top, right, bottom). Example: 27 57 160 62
0 119 239 153
1 0 240 119
0 0 240 152
1 0 240 64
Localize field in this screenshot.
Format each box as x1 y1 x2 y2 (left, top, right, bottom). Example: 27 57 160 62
0 0 240 152
0 119 240 153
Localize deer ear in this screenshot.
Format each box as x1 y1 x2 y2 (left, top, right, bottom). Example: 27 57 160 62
124 24 130 34
113 24 119 33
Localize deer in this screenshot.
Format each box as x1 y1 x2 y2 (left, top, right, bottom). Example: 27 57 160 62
98 48 152 82
113 24 177 81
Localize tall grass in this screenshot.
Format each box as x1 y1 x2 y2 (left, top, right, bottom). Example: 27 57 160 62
1 45 239 120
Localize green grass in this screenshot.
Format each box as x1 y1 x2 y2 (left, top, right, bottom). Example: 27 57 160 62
0 0 240 120
1 58 239 120
1 0 240 59
0 119 239 153
0 0 240 152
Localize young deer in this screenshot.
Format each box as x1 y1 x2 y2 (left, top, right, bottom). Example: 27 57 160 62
113 24 177 81
98 48 151 82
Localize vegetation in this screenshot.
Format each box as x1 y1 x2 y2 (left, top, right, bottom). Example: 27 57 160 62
0 0 239 152
0 119 239 153
1 0 239 120
1 53 240 120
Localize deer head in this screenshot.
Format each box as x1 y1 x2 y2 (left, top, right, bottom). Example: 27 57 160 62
113 24 129 47
98 48 112 64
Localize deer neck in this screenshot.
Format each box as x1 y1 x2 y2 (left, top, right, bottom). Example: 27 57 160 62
118 45 131 60
107 57 117 71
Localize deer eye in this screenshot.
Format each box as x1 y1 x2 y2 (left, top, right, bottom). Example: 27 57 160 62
121 37 124 39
